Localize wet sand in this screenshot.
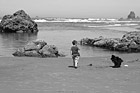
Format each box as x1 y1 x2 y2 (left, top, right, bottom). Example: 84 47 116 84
0 55 140 93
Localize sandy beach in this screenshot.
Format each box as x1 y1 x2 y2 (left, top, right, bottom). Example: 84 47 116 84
0 55 140 93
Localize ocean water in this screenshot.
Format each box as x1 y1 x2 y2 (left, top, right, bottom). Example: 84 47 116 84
0 19 140 58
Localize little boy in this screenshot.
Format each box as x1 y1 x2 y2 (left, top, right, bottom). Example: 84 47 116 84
71 40 80 69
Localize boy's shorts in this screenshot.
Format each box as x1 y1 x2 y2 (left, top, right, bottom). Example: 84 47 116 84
72 54 80 60
75 56 79 60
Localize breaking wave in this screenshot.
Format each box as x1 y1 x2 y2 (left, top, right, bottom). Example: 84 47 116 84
88 23 138 28
33 18 119 23
32 18 140 23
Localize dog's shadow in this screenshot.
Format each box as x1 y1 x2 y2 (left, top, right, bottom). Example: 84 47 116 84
109 66 121 68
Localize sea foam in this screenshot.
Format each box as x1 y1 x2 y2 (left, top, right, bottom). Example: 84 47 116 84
33 18 119 23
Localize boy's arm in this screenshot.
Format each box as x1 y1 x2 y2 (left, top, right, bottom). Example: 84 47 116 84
78 49 80 55
77 46 80 55
70 47 72 55
70 51 72 55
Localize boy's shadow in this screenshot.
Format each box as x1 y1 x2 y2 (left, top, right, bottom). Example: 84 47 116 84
88 64 121 68
68 66 79 68
68 65 114 69
68 66 75 68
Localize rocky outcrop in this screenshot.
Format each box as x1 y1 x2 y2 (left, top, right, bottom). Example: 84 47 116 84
0 23 2 32
122 31 140 44
119 11 140 21
13 40 65 57
0 10 38 33
80 31 140 52
127 11 136 19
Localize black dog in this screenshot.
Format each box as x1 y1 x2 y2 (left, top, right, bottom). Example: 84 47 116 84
111 55 123 68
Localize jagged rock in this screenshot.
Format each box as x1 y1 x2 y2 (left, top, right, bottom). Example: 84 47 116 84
33 40 47 47
24 50 41 57
0 23 2 32
13 40 65 58
114 42 129 51
94 39 107 47
0 10 38 33
24 42 41 51
13 48 25 56
80 38 95 45
128 41 137 48
122 31 140 44
39 45 59 57
80 36 103 45
24 40 47 51
128 11 135 19
79 31 140 52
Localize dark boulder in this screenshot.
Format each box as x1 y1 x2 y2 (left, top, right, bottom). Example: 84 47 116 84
0 10 38 33
24 50 41 57
114 42 129 51
13 48 25 57
79 31 140 52
24 40 47 51
39 45 59 57
13 40 65 58
122 31 140 52
0 23 2 32
127 11 136 19
122 31 140 44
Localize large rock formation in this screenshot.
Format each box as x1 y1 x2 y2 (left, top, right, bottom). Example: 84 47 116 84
80 31 140 52
13 40 65 57
0 10 38 33
0 23 2 32
127 11 136 19
119 11 140 21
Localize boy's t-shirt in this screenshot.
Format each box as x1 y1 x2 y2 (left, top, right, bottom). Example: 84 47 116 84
71 45 80 56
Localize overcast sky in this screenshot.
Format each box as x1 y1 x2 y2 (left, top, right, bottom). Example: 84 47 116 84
0 0 139 18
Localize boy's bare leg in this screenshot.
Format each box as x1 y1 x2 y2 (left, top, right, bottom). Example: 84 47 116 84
73 59 75 67
74 56 79 68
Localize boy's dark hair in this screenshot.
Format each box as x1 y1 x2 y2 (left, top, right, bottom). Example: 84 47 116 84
72 40 77 45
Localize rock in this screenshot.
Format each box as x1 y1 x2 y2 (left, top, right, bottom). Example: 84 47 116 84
127 11 136 19
13 40 65 58
24 40 47 51
122 31 140 44
80 37 102 45
114 42 129 51
33 40 47 47
128 41 137 48
80 38 92 45
94 39 107 47
39 45 59 57
24 42 41 51
0 23 2 32
58 52 66 57
24 50 41 57
0 10 38 33
79 31 140 52
13 48 25 56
